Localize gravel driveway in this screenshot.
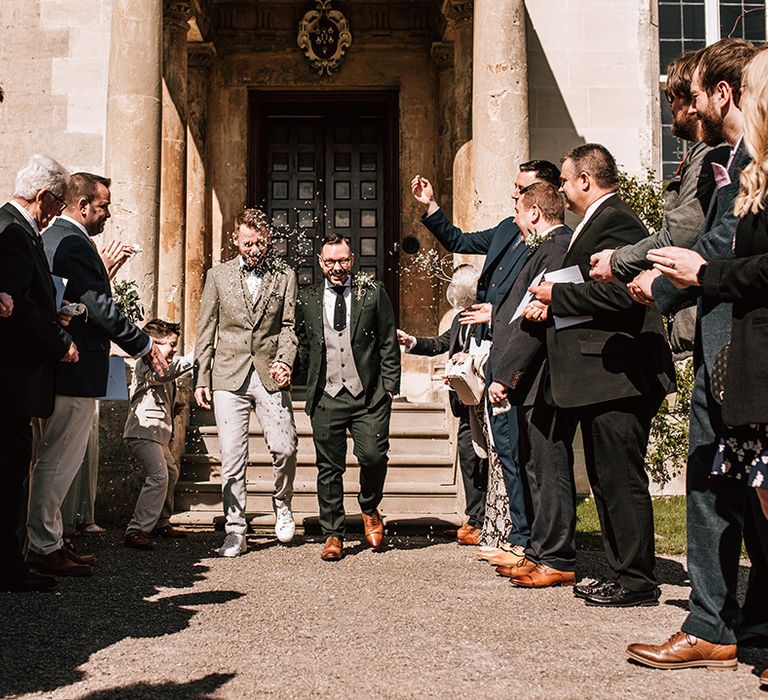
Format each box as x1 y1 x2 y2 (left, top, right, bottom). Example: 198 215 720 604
1 531 766 699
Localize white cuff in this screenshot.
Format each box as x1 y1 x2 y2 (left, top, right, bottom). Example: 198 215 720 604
134 337 153 359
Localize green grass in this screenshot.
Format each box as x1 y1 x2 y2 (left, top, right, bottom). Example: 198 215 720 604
576 496 687 556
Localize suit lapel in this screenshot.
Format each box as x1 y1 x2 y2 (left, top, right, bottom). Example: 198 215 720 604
232 261 255 325
350 283 365 340
3 203 48 269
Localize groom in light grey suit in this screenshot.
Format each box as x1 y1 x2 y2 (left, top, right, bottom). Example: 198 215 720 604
194 208 298 557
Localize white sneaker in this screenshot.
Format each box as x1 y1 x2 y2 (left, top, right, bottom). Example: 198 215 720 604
275 504 295 544
218 532 246 557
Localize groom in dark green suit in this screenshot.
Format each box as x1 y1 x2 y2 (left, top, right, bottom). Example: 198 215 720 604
296 233 400 561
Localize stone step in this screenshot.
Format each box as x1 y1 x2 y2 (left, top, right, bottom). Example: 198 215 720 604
180 461 456 485
186 432 453 459
175 480 459 515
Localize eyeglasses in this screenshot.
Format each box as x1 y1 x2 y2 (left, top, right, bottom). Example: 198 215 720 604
46 190 68 214
319 256 352 268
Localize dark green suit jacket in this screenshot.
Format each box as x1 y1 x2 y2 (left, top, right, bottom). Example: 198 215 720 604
296 279 401 415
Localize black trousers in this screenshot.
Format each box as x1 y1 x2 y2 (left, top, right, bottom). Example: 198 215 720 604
569 395 660 592
520 403 577 571
456 408 487 528
0 416 32 581
310 390 392 538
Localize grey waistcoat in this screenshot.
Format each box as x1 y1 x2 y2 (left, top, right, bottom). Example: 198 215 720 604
322 308 364 398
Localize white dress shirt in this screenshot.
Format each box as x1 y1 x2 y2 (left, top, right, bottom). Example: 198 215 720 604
568 192 617 250
240 256 263 303
323 277 352 327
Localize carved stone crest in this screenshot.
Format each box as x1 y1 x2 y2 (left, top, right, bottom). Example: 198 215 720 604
297 1 352 76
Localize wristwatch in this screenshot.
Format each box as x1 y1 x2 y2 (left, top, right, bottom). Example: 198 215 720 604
696 262 708 286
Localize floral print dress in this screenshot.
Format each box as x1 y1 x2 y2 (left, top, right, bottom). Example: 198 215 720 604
712 424 768 489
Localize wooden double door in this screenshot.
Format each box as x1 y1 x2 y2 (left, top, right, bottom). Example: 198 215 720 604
249 92 399 314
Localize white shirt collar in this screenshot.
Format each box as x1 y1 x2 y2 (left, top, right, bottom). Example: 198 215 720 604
538 223 562 238
58 214 90 238
580 191 617 228
7 200 40 235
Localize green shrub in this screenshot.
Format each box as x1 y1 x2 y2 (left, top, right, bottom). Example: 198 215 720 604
113 280 144 325
618 169 666 235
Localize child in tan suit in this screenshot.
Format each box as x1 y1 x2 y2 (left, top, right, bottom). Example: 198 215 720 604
123 319 194 550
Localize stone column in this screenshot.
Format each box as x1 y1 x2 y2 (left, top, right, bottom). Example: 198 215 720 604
184 42 215 350
442 1 474 231
158 0 192 323
104 0 163 317
471 0 528 229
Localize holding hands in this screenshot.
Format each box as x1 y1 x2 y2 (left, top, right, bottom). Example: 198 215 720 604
0 292 13 317
647 247 706 289
269 360 292 388
626 269 660 306
521 299 549 322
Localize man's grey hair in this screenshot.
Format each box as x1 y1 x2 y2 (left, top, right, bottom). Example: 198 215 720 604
13 154 70 201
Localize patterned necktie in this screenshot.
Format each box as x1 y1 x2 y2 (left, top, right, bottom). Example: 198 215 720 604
332 285 346 331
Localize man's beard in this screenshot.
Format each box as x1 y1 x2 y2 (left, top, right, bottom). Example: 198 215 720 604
697 107 725 147
672 114 698 143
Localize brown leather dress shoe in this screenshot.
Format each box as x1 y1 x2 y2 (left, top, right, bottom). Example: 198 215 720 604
494 552 536 578
627 631 737 670
63 547 97 566
457 523 474 540
26 549 93 577
152 525 187 539
457 526 481 546
361 510 384 549
321 536 343 561
124 531 155 550
761 668 768 687
510 564 575 588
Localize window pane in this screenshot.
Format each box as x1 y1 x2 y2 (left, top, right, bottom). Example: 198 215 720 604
297 124 315 144
298 181 315 200
272 181 288 200
334 209 351 228
298 153 314 172
361 209 377 228
334 153 351 171
659 5 682 39
361 182 377 200
334 125 351 143
335 181 351 199
682 4 706 39
360 153 377 171
298 210 315 228
271 209 288 228
272 152 289 172
360 238 377 256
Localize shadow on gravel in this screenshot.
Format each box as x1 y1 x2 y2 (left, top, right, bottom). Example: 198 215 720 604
575 552 688 587
0 533 240 698
73 672 235 699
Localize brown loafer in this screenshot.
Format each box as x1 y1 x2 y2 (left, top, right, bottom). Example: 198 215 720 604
510 564 575 588
761 668 768 687
26 549 93 577
495 557 536 578
124 531 155 550
63 547 97 566
152 525 187 539
457 526 481 546
456 523 474 540
321 536 343 561
361 510 384 549
627 631 737 670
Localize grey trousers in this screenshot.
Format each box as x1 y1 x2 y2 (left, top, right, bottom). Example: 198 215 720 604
27 395 97 555
213 369 297 535
61 412 99 531
125 438 179 534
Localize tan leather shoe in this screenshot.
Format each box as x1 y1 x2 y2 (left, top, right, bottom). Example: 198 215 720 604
457 523 474 540
321 536 343 561
510 564 575 588
495 558 536 578
63 547 97 566
124 531 155 550
152 525 187 539
457 526 481 546
361 510 384 549
627 631 737 670
26 549 93 577
761 668 768 687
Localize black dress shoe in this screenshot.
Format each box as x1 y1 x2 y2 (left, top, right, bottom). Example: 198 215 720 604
0 571 58 592
573 577 616 600
584 584 660 608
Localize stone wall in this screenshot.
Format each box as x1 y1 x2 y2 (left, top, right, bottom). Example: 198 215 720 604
0 0 112 192
526 0 659 176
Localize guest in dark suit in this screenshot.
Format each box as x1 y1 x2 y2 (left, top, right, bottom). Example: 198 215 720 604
628 39 768 675
486 183 576 586
26 173 166 578
410 160 561 556
525 144 675 607
398 264 487 544
0 154 76 592
296 234 401 561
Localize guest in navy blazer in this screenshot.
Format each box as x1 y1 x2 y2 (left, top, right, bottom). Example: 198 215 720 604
410 160 560 554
